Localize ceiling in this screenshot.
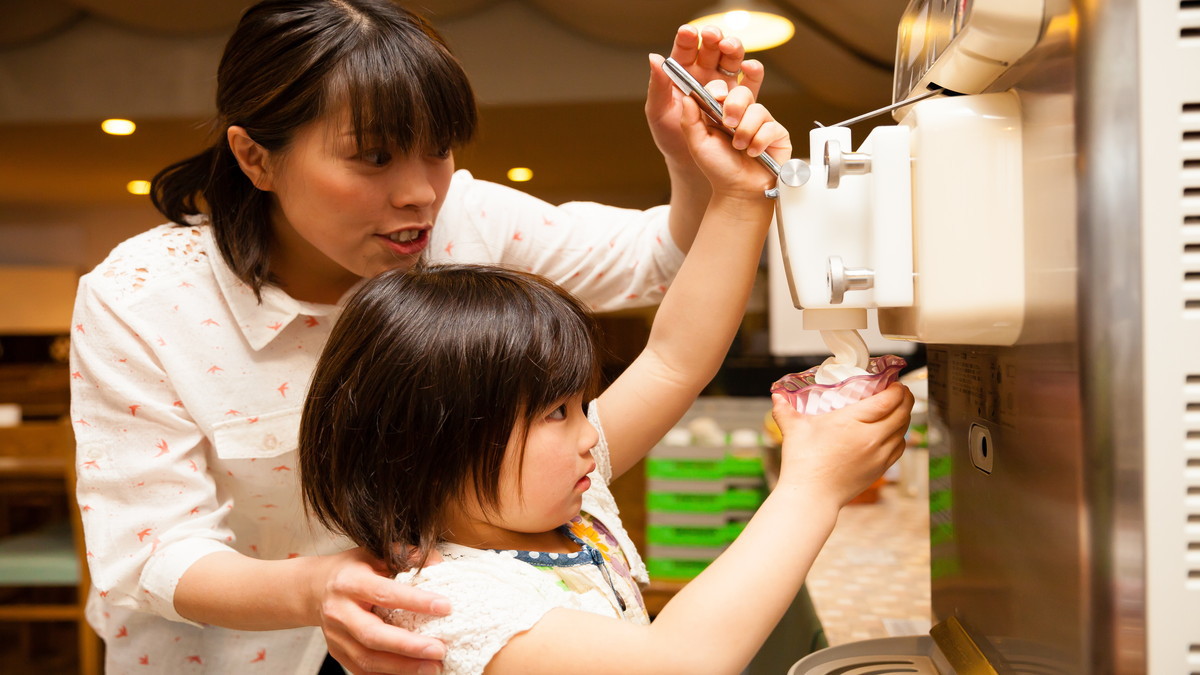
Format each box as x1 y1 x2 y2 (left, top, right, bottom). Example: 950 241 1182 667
0 0 908 217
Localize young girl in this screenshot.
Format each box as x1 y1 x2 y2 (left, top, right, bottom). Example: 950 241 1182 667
299 83 914 674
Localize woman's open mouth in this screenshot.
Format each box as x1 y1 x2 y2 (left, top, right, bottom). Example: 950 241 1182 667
379 229 428 255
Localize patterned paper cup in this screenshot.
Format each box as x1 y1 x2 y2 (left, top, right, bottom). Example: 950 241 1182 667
770 355 907 415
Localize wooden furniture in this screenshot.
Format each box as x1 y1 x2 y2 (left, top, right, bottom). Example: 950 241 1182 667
0 421 101 675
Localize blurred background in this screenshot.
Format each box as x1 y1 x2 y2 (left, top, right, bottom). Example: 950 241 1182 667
0 0 906 269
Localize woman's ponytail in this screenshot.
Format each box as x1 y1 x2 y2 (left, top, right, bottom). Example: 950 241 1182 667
149 141 274 298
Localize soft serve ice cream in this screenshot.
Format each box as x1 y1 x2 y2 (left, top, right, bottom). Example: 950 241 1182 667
813 329 871 385
770 328 906 415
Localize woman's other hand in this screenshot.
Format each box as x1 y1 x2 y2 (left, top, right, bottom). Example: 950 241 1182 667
645 24 765 174
770 384 914 507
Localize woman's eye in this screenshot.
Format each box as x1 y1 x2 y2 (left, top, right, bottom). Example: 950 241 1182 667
547 404 567 421
359 149 392 166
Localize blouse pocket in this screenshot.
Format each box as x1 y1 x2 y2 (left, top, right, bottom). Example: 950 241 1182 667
211 406 303 460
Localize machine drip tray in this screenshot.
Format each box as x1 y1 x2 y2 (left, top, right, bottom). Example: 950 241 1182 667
789 636 942 675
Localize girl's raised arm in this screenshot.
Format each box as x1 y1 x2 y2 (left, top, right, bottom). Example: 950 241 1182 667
597 75 789 479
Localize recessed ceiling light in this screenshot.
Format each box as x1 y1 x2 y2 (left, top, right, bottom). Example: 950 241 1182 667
102 119 136 136
126 180 151 195
507 167 533 182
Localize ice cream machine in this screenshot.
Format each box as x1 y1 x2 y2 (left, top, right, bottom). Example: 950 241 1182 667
770 0 1042 364
763 0 1200 672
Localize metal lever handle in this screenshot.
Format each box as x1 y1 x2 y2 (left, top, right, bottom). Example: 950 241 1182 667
824 140 872 189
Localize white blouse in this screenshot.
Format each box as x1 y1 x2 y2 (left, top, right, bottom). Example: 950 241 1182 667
69 170 682 674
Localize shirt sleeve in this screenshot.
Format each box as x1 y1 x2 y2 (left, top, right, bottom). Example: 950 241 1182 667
431 170 686 312
379 556 615 675
70 275 235 626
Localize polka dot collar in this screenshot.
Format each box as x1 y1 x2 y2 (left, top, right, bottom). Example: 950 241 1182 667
490 526 604 568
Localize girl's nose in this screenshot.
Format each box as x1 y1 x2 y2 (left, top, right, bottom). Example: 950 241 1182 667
580 421 599 453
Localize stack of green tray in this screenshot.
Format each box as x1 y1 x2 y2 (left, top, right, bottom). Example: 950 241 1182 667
644 432 768 581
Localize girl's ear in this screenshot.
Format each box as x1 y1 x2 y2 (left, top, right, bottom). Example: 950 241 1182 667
227 126 274 191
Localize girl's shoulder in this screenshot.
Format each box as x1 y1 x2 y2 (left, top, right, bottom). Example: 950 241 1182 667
379 548 614 675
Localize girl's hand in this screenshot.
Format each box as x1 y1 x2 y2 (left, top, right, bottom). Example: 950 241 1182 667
645 25 765 174
675 79 791 199
310 548 449 675
770 383 914 506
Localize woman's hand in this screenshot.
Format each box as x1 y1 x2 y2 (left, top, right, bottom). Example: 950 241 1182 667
674 78 790 199
646 24 765 175
770 383 914 507
310 548 450 675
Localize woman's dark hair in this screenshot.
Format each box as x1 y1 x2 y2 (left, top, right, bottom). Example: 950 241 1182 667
299 263 602 573
151 0 477 298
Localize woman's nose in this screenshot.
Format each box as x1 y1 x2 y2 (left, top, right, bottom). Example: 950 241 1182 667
389 159 438 210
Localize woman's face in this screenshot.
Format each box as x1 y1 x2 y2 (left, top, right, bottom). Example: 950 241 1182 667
264 109 454 299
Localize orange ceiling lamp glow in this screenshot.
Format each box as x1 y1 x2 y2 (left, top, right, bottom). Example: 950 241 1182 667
507 167 534 182
102 119 136 135
690 1 795 52
126 180 151 195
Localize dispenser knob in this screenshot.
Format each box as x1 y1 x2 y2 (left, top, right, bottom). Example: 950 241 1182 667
827 256 875 304
824 140 872 189
779 158 811 187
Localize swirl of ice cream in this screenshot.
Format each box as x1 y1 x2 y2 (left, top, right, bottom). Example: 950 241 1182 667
814 329 870 385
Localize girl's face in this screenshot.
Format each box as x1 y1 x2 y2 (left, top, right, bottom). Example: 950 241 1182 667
265 108 454 300
497 394 600 534
451 394 599 547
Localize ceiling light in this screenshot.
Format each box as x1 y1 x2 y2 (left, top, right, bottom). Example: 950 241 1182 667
126 180 151 195
102 119 136 135
690 0 795 52
507 167 534 183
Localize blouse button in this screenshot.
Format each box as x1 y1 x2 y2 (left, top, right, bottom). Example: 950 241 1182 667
263 434 277 450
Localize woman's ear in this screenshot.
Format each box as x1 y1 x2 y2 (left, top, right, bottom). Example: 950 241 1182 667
227 126 274 191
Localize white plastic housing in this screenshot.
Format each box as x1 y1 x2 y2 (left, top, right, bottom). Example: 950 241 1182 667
773 124 914 311
769 91 1027 350
876 91 1025 345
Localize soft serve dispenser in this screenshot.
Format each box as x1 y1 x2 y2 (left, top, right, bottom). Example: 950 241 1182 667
766 0 1200 672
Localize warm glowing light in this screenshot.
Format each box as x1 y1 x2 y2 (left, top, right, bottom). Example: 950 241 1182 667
507 167 534 182
102 119 136 135
726 10 750 30
126 180 151 195
690 2 795 52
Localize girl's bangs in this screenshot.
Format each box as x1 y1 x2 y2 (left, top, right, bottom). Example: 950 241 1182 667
524 305 602 415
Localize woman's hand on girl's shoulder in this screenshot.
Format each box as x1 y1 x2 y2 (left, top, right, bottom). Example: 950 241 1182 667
309 548 450 674
770 384 914 507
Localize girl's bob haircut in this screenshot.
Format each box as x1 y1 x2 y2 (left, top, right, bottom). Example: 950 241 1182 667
300 263 602 573
151 0 477 298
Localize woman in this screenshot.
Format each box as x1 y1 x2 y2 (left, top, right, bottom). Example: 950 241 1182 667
69 1 764 673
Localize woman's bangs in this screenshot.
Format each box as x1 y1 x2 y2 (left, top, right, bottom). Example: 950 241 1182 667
330 33 476 156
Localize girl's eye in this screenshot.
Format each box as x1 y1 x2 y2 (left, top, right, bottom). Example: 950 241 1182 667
547 404 567 421
429 146 452 160
359 149 392 167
